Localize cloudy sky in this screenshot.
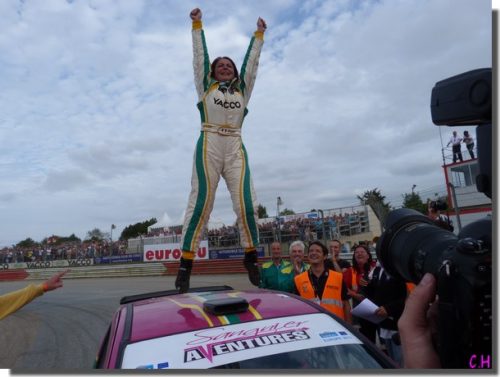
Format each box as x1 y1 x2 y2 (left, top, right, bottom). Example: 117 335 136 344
0 0 494 246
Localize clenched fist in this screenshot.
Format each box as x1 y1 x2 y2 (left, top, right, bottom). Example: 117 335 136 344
190 8 202 21
257 17 267 32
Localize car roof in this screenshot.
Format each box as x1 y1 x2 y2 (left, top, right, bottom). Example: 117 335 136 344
119 286 319 343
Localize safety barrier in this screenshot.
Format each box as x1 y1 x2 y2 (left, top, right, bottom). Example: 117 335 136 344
0 253 362 281
0 263 167 281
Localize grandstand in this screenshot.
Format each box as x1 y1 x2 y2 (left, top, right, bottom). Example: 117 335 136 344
127 204 382 255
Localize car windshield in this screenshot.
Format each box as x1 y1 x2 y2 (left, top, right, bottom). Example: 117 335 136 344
121 313 386 369
213 343 383 369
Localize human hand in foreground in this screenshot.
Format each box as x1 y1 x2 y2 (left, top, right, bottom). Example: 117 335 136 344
398 273 441 368
43 269 69 292
359 276 369 287
375 306 388 318
190 8 202 21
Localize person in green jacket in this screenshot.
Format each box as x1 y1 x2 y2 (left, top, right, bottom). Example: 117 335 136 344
259 242 292 291
280 240 310 293
0 270 68 320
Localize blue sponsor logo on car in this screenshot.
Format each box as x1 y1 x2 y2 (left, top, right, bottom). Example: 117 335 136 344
158 362 169 369
136 361 169 369
319 331 352 342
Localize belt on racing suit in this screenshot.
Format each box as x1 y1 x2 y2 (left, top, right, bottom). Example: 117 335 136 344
201 123 241 137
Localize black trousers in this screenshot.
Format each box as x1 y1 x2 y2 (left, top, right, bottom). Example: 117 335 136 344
466 143 475 159
358 318 378 344
452 144 463 163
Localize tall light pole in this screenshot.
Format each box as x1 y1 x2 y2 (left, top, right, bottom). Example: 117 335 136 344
411 184 417 194
318 209 325 241
447 182 462 232
110 224 116 242
276 196 283 242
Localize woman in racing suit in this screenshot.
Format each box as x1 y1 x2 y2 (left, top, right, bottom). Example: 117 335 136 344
175 8 267 293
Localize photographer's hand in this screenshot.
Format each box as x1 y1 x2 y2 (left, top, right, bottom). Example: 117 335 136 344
398 273 441 368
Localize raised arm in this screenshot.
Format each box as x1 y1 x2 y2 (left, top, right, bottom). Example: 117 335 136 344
191 8 211 101
240 17 267 104
0 270 68 320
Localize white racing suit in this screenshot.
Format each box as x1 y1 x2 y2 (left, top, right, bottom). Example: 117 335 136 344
180 20 263 255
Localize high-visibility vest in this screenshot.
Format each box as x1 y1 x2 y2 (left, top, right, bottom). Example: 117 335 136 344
351 269 358 291
295 270 345 319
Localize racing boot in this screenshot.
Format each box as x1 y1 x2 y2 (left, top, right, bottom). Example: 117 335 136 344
175 257 193 293
243 249 260 287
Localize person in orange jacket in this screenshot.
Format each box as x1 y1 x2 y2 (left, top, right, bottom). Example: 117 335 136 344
294 241 351 323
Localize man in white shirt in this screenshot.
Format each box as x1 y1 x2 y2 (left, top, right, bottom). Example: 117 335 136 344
446 131 463 163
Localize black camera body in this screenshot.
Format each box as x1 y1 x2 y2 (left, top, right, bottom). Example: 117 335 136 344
377 69 492 368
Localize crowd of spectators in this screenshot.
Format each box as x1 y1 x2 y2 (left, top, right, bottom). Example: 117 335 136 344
130 209 371 249
145 225 182 238
207 210 370 248
0 239 127 264
125 208 371 251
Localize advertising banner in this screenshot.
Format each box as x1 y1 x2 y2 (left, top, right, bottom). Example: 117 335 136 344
66 258 94 267
208 246 265 260
1 259 94 270
95 254 143 264
143 241 209 262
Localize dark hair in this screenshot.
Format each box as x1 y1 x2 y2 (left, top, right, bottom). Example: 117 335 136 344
352 244 373 274
308 240 328 256
211 56 239 81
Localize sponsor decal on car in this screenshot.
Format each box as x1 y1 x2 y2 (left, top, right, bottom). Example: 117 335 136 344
121 313 361 369
319 331 354 343
184 329 310 363
135 361 169 369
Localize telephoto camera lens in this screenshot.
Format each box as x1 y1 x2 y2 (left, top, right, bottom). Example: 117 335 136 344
376 208 458 283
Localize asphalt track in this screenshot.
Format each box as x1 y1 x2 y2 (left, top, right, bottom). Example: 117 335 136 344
0 274 254 370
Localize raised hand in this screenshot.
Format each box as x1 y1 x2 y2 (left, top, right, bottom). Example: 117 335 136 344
190 8 202 21
293 259 301 274
44 269 69 292
257 17 267 32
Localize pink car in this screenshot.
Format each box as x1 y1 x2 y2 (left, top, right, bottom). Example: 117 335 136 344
95 286 395 369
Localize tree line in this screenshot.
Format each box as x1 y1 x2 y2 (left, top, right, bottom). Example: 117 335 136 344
12 188 443 249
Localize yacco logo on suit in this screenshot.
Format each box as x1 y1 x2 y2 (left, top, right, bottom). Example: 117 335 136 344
213 98 241 109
